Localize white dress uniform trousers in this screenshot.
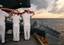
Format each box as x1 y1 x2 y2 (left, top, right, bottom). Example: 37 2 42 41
12 15 20 41
0 9 9 43
22 13 32 40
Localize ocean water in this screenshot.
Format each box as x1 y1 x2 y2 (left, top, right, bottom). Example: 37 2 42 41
32 19 64 45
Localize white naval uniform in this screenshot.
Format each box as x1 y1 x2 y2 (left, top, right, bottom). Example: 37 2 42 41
17 4 36 40
0 9 9 43
22 13 32 40
12 14 21 41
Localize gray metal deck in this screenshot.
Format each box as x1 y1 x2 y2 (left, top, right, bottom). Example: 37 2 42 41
0 35 39 45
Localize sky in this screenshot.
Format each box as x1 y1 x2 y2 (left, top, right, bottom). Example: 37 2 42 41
31 0 64 18
31 0 64 13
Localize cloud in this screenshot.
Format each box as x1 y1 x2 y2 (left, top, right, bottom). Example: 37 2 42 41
31 0 64 13
31 0 48 10
55 0 64 12
46 0 56 11
46 0 64 13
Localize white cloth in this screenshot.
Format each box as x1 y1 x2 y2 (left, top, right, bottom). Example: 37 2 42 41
12 15 20 24
13 24 20 41
0 24 5 43
12 15 20 41
18 7 35 40
22 13 32 40
22 13 31 25
0 9 9 43
0 9 9 24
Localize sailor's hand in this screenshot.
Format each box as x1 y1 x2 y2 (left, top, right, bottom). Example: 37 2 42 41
30 11 35 15
24 10 35 15
10 9 20 15
13 10 19 14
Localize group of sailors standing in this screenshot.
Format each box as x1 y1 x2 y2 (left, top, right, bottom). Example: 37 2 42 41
0 7 34 43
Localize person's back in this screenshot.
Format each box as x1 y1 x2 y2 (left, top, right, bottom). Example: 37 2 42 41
0 9 9 43
0 9 9 23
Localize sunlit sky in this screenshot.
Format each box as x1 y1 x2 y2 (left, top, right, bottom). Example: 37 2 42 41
31 0 64 18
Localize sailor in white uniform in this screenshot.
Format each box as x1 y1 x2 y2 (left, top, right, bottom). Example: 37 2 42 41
12 14 21 41
0 9 9 43
22 11 32 40
17 4 36 40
